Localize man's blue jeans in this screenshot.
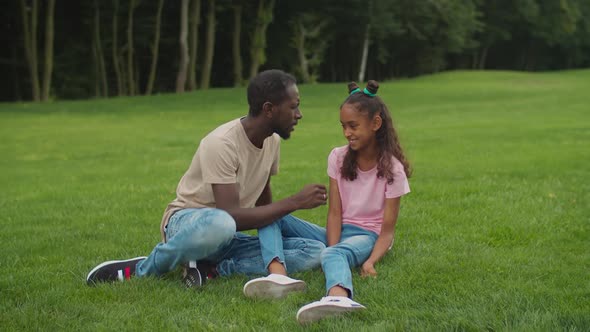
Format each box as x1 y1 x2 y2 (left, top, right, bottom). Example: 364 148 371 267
136 208 325 277
259 215 378 298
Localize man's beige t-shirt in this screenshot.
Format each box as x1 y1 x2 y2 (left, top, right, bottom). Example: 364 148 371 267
160 118 280 240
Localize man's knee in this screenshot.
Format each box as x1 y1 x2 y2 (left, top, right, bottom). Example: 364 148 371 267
183 209 236 251
208 209 236 240
321 244 351 263
309 240 326 256
299 239 326 270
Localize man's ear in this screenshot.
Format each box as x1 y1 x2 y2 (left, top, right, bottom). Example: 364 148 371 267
262 102 274 118
372 115 383 131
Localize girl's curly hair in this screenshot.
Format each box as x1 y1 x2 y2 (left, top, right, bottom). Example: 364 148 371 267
340 80 411 184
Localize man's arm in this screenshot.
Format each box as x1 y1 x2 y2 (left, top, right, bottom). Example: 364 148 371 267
255 177 273 207
212 182 326 231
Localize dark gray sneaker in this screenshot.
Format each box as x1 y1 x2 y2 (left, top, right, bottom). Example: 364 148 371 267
86 257 147 285
182 260 218 289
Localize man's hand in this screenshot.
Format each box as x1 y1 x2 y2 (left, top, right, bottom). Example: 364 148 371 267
290 184 327 210
361 261 377 278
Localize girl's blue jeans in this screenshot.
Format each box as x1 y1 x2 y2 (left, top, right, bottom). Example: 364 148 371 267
259 215 378 298
135 208 325 278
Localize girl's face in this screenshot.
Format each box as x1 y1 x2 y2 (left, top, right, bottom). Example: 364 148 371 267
340 103 382 152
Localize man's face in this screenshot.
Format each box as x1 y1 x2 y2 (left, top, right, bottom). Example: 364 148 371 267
272 84 302 139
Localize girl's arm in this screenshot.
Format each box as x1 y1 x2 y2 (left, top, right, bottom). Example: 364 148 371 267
326 177 343 246
361 197 401 277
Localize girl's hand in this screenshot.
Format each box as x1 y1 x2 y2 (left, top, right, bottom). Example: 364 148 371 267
361 261 377 278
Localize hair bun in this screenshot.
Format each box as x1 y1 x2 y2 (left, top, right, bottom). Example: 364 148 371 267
366 80 379 95
347 82 360 94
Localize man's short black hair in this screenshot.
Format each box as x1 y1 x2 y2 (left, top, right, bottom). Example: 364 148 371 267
247 69 297 116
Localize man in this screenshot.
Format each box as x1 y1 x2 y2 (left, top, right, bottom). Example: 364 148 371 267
87 70 327 298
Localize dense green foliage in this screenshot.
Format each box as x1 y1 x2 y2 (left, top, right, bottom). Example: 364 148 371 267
2 0 590 101
0 70 588 330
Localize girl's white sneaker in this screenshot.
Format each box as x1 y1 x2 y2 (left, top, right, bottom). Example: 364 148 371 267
243 274 306 299
296 296 366 324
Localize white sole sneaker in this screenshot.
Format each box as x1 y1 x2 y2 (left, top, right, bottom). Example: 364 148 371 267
243 274 306 299
296 297 366 324
86 256 147 285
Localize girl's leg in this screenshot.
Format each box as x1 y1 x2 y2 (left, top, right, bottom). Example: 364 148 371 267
320 225 377 298
296 225 376 324
136 208 235 277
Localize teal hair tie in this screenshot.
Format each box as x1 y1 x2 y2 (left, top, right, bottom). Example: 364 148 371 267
363 88 376 97
349 88 361 95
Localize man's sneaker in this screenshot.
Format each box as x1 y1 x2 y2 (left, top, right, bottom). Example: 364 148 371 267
182 260 219 289
296 296 366 324
86 256 147 285
243 274 306 299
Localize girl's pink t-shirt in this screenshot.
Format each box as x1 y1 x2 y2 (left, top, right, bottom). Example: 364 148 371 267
327 146 410 235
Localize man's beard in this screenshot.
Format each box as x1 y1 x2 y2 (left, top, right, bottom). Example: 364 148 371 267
275 127 291 140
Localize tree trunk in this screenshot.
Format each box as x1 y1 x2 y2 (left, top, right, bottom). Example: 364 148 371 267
249 0 275 79
12 45 22 100
20 0 40 101
94 0 108 97
471 51 478 69
232 3 243 86
358 0 373 83
358 24 370 83
294 21 310 83
200 0 216 90
126 0 136 96
92 43 100 97
478 46 489 70
146 0 165 95
119 48 128 95
31 0 40 101
176 0 190 93
187 0 201 90
112 0 124 95
135 59 140 94
41 0 55 101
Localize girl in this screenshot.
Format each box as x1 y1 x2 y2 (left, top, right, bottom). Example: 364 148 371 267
296 80 411 324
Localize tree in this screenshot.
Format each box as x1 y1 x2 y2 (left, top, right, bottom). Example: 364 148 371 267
20 0 40 101
93 0 108 97
249 0 275 79
176 0 190 92
187 0 202 90
291 13 329 83
41 0 55 101
126 0 139 96
559 0 590 68
4 0 590 102
146 0 165 95
20 0 56 102
358 1 372 83
383 0 479 74
526 0 581 70
474 0 537 69
231 1 243 86
112 0 125 96
200 0 216 89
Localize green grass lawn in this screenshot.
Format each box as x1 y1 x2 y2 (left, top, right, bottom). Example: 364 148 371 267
1 70 588 331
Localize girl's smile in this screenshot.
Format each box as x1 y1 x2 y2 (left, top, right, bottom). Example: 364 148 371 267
340 103 379 152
